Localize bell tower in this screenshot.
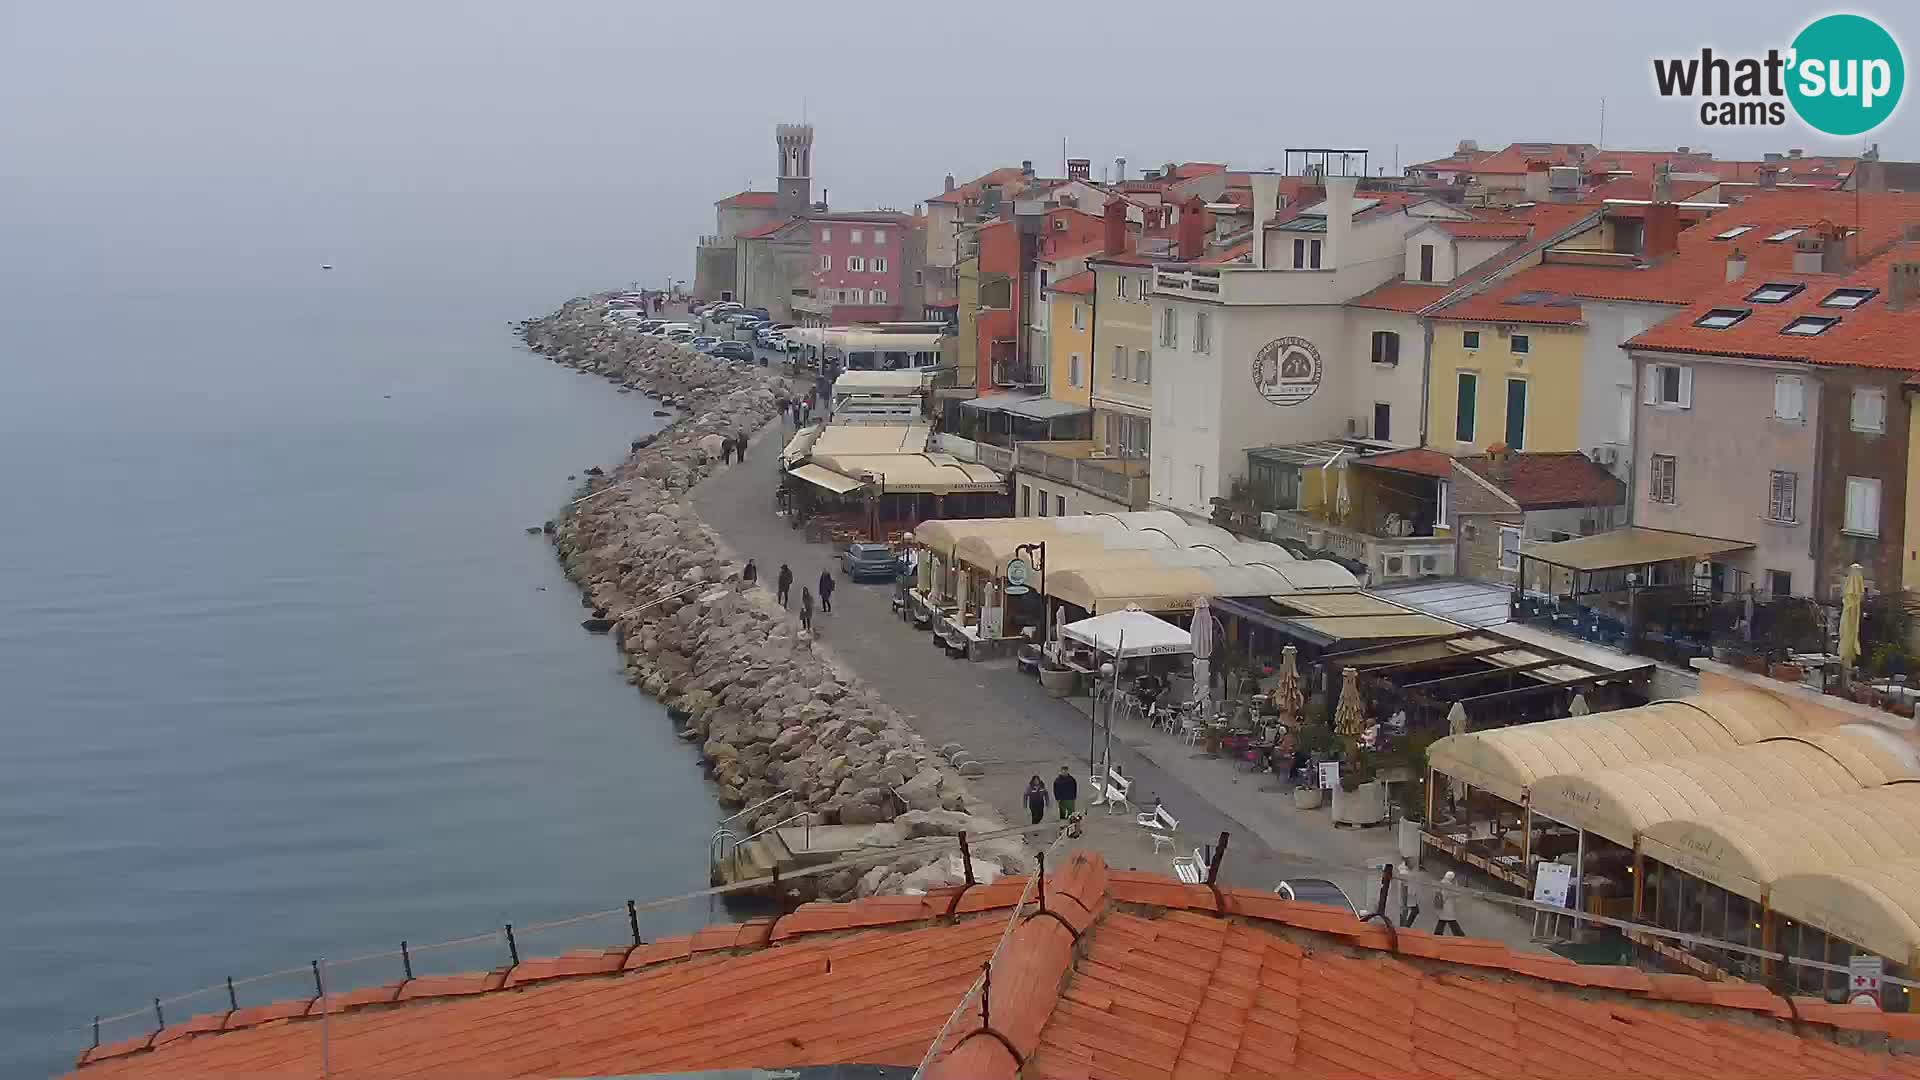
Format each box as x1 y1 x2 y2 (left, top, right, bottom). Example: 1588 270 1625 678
776 123 814 217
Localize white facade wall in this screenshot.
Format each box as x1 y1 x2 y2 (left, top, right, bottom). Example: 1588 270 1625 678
1015 473 1133 518
1578 301 1673 478
1342 310 1427 446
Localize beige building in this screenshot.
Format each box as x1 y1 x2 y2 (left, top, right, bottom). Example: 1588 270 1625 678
1088 253 1156 459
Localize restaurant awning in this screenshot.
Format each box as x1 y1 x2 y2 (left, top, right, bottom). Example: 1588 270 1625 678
808 423 933 457
1771 858 1920 969
811 453 1004 494
1213 589 1462 647
959 392 1090 420
1050 561 1355 614
1425 689 1809 805
780 425 822 466
1638 783 1920 901
1060 608 1193 657
788 462 867 495
1518 527 1754 572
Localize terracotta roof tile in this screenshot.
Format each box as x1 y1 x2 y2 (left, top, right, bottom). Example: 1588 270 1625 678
1348 279 1450 314
716 190 779 208
1457 450 1626 509
737 216 801 240
1048 270 1096 296
1357 447 1455 479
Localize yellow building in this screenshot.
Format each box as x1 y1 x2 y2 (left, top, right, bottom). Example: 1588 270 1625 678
1087 254 1155 457
1045 270 1094 408
1425 290 1586 455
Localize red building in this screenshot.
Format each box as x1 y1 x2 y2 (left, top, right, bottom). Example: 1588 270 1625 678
972 205 1107 394
807 211 913 324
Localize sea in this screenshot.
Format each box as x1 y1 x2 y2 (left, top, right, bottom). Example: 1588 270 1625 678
0 237 718 1076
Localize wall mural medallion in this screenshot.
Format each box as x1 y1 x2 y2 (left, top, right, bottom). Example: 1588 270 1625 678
1251 336 1323 407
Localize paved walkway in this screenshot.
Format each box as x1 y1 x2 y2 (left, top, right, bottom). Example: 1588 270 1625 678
690 414 1541 948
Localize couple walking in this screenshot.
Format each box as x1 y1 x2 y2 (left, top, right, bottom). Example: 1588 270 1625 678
1023 767 1079 825
769 563 835 632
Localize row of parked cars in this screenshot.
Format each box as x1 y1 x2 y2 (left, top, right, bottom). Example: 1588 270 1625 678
691 302 800 354
608 313 759 363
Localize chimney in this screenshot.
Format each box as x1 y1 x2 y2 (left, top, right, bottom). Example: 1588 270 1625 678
1324 174 1357 271
1523 161 1551 202
1793 234 1825 274
1486 442 1512 482
1177 196 1207 261
1759 166 1778 189
1021 159 1035 180
1250 173 1281 269
1726 247 1748 282
1115 157 1126 183
1643 166 1679 260
1890 261 1920 311
1789 148 1804 159
1067 158 1090 182
1103 197 1128 256
944 173 956 193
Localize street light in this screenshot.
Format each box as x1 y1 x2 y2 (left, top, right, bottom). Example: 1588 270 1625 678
1092 660 1116 778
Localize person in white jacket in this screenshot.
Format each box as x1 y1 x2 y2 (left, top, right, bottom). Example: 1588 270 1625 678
1432 870 1465 936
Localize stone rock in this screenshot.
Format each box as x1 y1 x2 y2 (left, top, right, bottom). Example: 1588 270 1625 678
838 801 889 826
896 809 1001 839
897 768 944 812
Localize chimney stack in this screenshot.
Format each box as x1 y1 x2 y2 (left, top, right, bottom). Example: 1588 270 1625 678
1067 157 1090 182
1176 197 1207 261
944 173 956 193
1486 442 1512 482
1250 173 1281 269
1726 247 1748 282
1115 157 1126 183
1889 261 1920 311
1021 159 1034 180
1103 197 1128 256
1759 166 1778 190
1324 174 1358 271
1793 234 1826 274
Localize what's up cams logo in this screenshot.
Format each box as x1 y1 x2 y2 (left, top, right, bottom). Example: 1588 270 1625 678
1653 13 1904 135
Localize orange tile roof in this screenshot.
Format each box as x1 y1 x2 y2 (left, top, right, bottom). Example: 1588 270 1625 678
1466 142 1597 176
1194 241 1250 266
737 216 801 240
1431 275 1588 325
67 853 1920 1080
1349 279 1451 314
716 190 779 208
1458 450 1627 509
928 167 1028 205
1357 447 1455 479
1581 175 1720 204
1627 243 1920 369
1047 270 1095 296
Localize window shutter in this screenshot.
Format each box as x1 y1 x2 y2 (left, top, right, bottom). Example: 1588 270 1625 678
1643 367 1658 405
1678 366 1694 409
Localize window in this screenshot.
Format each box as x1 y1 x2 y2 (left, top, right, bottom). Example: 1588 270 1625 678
1419 244 1435 282
1138 275 1150 298
1768 470 1798 523
1455 372 1477 442
1071 304 1085 331
1714 225 1755 240
1650 454 1677 503
1069 354 1082 387
1694 308 1750 329
1764 227 1805 243
1309 239 1323 269
1292 238 1306 269
1644 363 1692 408
1021 484 1032 516
1370 330 1400 366
1774 375 1805 421
1852 386 1887 433
870 288 886 304
1782 315 1839 336
1194 311 1212 354
1822 287 1878 309
871 228 885 244
914 270 924 285
1113 344 1126 381
817 254 831 270
849 229 863 244
1038 489 1050 516
1510 333 1530 354
1056 494 1066 516
1115 275 1128 300
1160 307 1178 347
1745 281 1804 304
820 228 831 242
847 288 865 304
1505 378 1528 450
1136 349 1151 384
847 256 864 272
1463 330 1481 350
872 256 888 273
1845 476 1882 536
1039 269 1049 291
1768 570 1793 598
1498 525 1522 572
1373 402 1392 442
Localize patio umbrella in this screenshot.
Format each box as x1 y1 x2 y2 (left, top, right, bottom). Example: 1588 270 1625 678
1447 702 1469 737
1333 666 1369 744
1568 692 1590 716
1270 645 1305 726
1190 595 1213 710
1840 562 1866 672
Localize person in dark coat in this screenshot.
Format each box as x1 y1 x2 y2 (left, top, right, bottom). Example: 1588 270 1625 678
818 569 835 613
1052 766 1078 820
799 587 814 632
720 438 734 465
776 563 793 606
733 432 746 462
1024 776 1049 825
743 559 758 584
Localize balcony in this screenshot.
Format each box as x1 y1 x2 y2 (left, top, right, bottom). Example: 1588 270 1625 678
991 356 1044 389
1241 507 1454 585
1015 441 1150 510
698 234 730 249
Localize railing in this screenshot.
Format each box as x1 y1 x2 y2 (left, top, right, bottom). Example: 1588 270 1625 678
974 442 1015 474
1016 443 1077 483
1013 444 1150 510
708 789 796 878
698 234 729 248
1258 508 1452 581
1075 460 1149 509
990 357 1043 388
729 811 814 875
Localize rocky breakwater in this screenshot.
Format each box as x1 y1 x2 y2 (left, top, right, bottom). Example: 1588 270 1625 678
518 296 1026 899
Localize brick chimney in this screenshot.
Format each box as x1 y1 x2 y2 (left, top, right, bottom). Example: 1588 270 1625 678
1726 247 1748 282
1485 441 1512 482
944 173 956 193
1643 203 1680 260
1103 197 1128 255
1177 197 1207 261
1890 260 1920 311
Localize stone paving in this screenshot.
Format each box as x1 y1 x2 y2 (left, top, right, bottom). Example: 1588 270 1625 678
691 403 1542 949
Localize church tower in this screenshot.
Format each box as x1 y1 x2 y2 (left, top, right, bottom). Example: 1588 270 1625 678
775 123 814 217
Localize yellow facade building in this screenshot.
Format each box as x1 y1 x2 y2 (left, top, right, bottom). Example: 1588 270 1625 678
1425 305 1586 455
1087 255 1156 457
1045 270 1095 409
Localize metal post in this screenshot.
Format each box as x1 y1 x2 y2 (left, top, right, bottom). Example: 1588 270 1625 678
1572 829 1587 935
979 960 992 1028
92 1016 100 1049
628 901 642 946
152 998 163 1032
1205 831 1230 885
505 924 519 966
1375 861 1394 919
1037 851 1047 914
401 941 414 980
311 960 323 999
958 833 977 886
227 976 238 1012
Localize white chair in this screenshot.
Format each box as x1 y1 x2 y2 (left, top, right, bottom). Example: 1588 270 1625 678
1136 804 1179 854
1178 718 1203 747
1103 767 1136 816
1172 854 1203 885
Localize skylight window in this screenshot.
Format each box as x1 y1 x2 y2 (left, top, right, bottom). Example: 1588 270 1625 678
1782 315 1840 336
1764 227 1806 243
1745 282 1804 304
1694 308 1751 330
1714 225 1755 240
1821 287 1878 309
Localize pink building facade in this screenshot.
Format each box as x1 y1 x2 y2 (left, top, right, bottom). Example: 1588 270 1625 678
809 213 910 321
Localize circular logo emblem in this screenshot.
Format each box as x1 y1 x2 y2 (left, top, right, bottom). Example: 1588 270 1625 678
1251 337 1323 407
1788 14 1904 136
1005 557 1032 594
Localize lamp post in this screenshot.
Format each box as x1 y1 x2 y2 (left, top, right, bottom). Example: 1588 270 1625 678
1013 541 1047 643
1094 660 1116 779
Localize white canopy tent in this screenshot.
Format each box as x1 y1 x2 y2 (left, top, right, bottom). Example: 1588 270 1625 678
1060 607 1193 658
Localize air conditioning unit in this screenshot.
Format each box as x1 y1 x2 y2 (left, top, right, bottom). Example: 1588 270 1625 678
1305 529 1326 549
1599 446 1620 466
1260 511 1280 534
1383 554 1407 578
1496 324 1512 337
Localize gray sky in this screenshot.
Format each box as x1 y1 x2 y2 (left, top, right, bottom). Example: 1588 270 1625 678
0 0 1910 296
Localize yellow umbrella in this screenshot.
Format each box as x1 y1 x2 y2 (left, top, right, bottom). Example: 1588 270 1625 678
1839 562 1866 670
1334 665 1369 743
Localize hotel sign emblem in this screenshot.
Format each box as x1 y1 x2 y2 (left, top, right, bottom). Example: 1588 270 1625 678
1252 336 1323 407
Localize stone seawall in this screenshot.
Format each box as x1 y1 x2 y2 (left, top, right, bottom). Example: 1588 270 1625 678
518 296 1022 898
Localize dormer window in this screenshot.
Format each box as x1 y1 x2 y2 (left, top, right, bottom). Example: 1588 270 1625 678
1782 315 1840 336
1694 308 1750 329
1764 227 1806 243
1821 287 1878 309
1745 282 1804 304
1714 225 1755 240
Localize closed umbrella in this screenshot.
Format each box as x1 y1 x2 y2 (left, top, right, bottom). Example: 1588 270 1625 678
1270 645 1304 726
1840 562 1866 672
1190 595 1213 711
1333 666 1369 744
1447 702 1469 738
1568 692 1590 716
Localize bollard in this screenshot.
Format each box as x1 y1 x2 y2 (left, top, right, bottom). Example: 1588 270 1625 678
1205 831 1231 885
627 900 642 946
401 941 413 980
1036 851 1047 914
505 923 519 966
1374 862 1394 920
153 998 164 1032
958 833 976 887
226 976 238 1013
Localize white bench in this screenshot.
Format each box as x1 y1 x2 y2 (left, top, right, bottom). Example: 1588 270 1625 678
1136 804 1178 854
1173 855 1203 884
1101 767 1136 815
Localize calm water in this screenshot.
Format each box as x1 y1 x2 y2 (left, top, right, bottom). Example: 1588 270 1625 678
0 275 718 1075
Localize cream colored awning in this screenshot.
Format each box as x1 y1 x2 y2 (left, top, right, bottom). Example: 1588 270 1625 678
1426 690 1811 805
811 452 1003 494
780 425 821 466
1049 561 1356 614
808 423 932 457
1770 858 1920 969
788 462 867 495
1518 527 1754 572
1639 782 1920 901
1288 613 1461 641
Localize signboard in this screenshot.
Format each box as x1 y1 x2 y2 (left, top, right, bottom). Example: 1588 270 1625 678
1004 557 1033 595
1850 954 1883 1008
981 604 1004 641
1318 761 1340 791
1532 862 1574 909
1251 336 1324 407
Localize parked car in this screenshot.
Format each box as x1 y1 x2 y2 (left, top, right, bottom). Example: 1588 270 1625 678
711 342 754 362
841 542 899 582
691 337 721 352
1273 878 1360 915
766 334 797 354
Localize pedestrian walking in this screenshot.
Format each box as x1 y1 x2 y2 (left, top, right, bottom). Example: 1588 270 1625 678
818 569 835 613
743 558 758 585
1023 775 1049 825
776 563 793 607
1052 766 1078 820
799 587 814 632
734 433 747 462
1432 871 1464 936
720 438 734 465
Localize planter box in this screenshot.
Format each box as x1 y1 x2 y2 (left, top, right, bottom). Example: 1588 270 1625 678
1039 666 1078 697
1332 781 1387 826
1292 787 1324 810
